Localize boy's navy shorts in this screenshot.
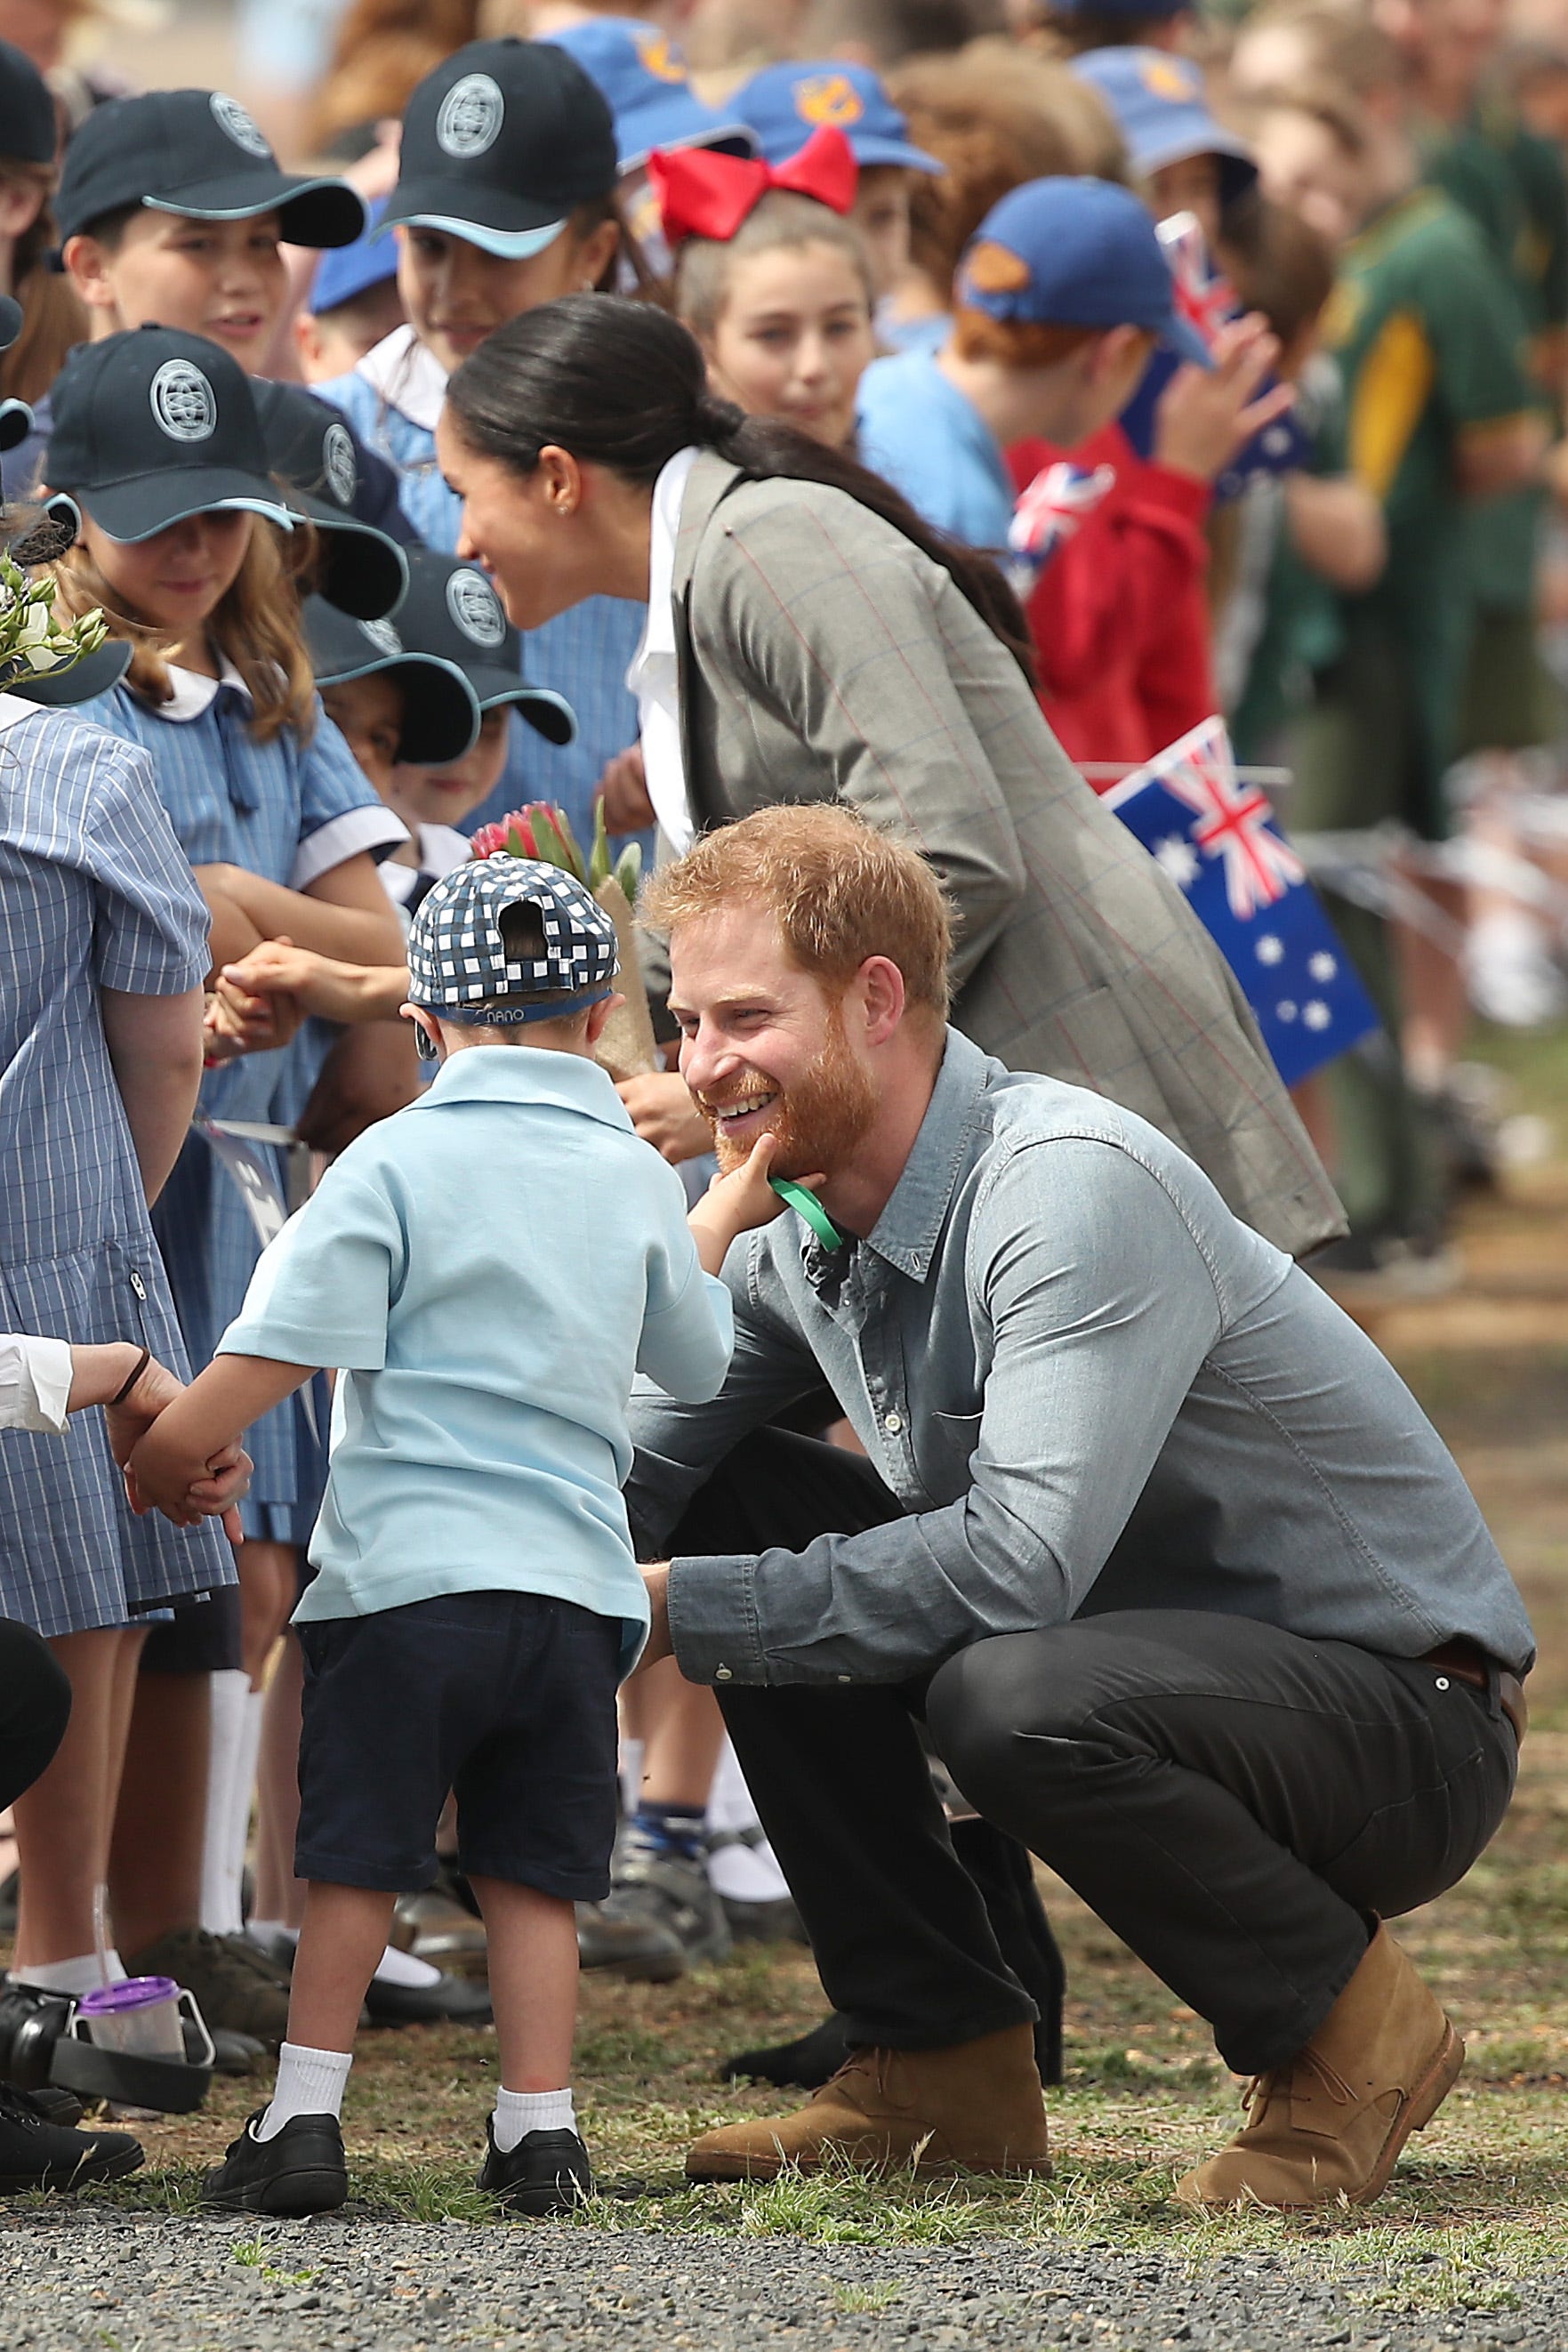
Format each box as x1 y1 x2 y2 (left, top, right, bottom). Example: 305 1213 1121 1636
294 1590 622 1899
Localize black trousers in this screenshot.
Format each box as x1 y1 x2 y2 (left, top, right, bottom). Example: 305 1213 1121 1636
0 1618 70 1814
666 1431 1518 2075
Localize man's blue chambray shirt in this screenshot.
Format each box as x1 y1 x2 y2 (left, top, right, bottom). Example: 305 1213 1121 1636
221 1046 734 1675
626 1030 1534 1687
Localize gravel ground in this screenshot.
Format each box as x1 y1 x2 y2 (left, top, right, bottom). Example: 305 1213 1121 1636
2 2206 1564 2352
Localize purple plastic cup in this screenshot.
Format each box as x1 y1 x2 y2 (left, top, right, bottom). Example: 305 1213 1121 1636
76 1975 183 2058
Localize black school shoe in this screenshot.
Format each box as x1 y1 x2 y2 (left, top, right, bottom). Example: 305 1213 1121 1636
202 2110 348 2215
476 2121 593 2216
0 2080 142 2191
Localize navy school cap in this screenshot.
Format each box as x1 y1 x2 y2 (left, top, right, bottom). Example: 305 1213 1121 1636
53 88 367 251
383 39 618 261
956 175 1211 367
0 36 60 165
250 378 407 623
390 545 575 745
540 18 754 174
406 853 619 1025
45 326 298 542
731 60 941 173
305 594 481 768
1069 49 1258 211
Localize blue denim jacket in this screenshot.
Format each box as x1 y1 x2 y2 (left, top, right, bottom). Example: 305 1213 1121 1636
627 1031 1534 1686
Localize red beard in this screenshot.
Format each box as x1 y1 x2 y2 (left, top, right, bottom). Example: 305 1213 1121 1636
699 1009 876 1180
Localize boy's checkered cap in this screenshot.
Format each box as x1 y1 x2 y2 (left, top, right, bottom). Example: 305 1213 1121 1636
407 854 619 1023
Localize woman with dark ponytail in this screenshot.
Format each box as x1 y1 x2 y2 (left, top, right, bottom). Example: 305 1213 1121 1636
442 294 1341 1258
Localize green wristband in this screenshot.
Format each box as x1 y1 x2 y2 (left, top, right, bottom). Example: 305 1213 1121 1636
769 1176 845 1252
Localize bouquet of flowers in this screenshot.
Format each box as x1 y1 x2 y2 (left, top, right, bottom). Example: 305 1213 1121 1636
0 550 108 689
470 799 658 1081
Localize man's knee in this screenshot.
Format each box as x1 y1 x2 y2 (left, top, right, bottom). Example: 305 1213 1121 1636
927 1632 1084 1817
0 1618 71 1810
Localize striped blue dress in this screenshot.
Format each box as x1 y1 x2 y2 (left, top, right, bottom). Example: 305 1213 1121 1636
69 665 406 1545
0 695 234 1634
317 330 650 850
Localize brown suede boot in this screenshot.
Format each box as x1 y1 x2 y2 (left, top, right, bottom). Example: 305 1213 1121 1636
685 2022 1051 2182
1176 1924 1464 2211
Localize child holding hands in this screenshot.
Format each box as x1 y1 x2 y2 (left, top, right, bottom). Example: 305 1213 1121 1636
128 855 789 2219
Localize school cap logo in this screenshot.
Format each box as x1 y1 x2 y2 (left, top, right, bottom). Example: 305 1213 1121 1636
961 241 1032 296
322 421 357 508
210 91 273 158
359 616 402 656
793 73 864 128
447 567 506 647
149 358 217 443
634 29 687 84
437 73 504 159
1141 56 1198 101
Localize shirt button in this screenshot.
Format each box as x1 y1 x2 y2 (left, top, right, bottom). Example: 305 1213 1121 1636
714 1665 733 1682
838 1674 851 1685
1435 1676 1450 1691
884 1411 904 1434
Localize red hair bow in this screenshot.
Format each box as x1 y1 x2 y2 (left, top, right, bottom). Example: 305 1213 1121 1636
648 125 859 246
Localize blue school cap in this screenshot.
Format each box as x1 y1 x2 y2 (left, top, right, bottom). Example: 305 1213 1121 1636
309 197 398 315
540 19 755 174
731 61 941 174
1069 48 1258 208
955 176 1210 367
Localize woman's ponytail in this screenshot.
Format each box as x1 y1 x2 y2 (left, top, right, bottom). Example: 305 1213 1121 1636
447 295 1036 685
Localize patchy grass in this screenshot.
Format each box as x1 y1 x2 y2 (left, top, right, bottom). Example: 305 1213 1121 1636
25 1038 1568 2305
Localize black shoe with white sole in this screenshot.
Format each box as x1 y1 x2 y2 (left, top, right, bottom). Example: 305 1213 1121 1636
0 2080 142 2192
201 2109 348 2215
476 2121 593 2216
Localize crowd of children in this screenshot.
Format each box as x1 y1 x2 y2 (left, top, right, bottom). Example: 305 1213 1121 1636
0 0 1566 2211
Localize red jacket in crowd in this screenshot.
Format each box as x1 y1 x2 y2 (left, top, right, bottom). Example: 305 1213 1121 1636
1007 422 1216 781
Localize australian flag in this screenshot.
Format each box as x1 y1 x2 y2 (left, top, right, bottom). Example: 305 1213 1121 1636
1006 459 1116 599
1105 717 1380 1087
1116 210 1309 500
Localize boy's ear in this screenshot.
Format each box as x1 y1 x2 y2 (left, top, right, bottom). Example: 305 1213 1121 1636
63 233 119 317
585 993 622 1048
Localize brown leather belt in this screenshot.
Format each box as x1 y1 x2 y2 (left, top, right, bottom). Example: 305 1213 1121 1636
1422 1639 1528 1746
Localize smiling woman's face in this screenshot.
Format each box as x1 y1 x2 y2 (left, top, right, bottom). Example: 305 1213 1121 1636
438 410 592 633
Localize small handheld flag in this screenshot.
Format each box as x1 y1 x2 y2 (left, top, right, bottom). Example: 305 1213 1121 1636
1104 716 1380 1087
1116 210 1309 496
1006 459 1115 599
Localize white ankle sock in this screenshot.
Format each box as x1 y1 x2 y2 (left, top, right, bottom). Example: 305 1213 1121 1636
492 2087 575 2152
257 2042 352 2139
11 1950 127 1996
245 1924 440 1993
371 1945 443 1989
201 1671 262 1937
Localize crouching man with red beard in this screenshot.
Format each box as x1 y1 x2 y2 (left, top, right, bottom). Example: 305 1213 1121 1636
625 801 1532 2214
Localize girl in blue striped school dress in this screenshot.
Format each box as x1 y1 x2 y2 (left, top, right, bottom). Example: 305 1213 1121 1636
43 326 408 1720
312 37 650 848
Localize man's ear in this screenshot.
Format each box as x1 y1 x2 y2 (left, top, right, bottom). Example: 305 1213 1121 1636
856 954 907 1046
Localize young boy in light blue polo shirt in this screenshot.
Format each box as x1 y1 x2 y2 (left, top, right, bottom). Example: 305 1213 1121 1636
129 854 784 2220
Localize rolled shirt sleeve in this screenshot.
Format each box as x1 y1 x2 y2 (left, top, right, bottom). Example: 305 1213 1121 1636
289 705 409 890
667 1140 1226 1687
0 1333 73 1433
